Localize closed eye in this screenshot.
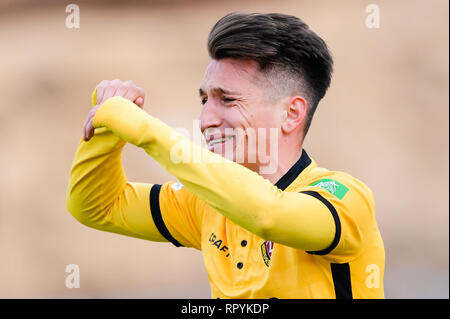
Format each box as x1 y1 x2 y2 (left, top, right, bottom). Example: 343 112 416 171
223 97 236 103
200 96 236 105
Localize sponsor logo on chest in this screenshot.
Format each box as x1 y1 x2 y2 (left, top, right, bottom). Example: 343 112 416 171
209 232 230 257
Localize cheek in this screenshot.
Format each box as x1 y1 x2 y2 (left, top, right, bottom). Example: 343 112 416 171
227 105 253 129
251 108 281 129
229 99 282 133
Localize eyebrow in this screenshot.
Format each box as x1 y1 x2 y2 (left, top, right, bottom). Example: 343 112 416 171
199 87 239 97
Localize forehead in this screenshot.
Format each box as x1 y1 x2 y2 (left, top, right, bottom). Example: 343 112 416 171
200 58 263 94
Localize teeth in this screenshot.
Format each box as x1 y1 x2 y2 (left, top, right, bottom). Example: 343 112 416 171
208 136 232 147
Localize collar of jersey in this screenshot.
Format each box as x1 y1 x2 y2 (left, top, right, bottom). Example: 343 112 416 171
274 149 312 191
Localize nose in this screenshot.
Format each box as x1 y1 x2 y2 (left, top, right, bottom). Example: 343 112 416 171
200 99 223 133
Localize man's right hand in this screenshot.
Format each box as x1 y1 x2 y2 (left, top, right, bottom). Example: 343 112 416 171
83 79 145 141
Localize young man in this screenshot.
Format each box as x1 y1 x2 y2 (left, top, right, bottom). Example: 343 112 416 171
66 12 385 298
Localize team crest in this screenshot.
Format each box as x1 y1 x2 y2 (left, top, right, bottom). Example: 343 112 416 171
261 241 274 267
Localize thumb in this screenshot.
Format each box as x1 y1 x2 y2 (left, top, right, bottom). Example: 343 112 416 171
135 97 144 108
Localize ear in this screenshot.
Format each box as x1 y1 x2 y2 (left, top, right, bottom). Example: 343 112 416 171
281 96 307 134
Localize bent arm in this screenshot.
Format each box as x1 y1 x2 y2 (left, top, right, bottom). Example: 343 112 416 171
65 99 166 242
92 97 337 252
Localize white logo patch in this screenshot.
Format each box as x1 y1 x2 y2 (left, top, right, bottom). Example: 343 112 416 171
171 182 184 191
314 181 339 194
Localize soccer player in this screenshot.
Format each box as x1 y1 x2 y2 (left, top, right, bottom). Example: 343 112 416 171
66 12 385 299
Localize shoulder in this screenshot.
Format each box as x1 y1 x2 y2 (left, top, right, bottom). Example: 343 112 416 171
299 165 378 261
303 166 374 208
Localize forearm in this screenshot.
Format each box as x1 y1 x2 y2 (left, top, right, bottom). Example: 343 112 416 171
66 87 167 241
93 97 336 251
66 127 126 225
67 126 169 243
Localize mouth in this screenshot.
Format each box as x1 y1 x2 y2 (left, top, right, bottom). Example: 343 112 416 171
207 135 234 151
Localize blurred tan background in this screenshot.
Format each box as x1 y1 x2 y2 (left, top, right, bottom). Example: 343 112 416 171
0 0 448 298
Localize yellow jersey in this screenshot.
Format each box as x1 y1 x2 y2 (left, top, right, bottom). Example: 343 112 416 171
66 94 385 299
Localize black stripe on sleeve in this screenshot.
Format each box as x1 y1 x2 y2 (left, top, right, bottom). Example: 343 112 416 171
149 184 183 247
331 263 353 299
300 190 341 256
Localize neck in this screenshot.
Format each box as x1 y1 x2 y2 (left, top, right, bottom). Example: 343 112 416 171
257 145 304 184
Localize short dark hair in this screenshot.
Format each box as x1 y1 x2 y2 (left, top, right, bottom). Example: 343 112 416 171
207 12 333 136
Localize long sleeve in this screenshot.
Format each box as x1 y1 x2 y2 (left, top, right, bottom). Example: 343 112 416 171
92 96 338 252
65 96 167 242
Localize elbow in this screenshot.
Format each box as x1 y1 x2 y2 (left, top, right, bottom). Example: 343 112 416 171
65 190 94 227
65 192 84 224
65 186 110 229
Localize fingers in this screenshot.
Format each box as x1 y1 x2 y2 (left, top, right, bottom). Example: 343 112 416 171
95 79 145 106
135 97 144 108
96 80 108 105
83 116 93 142
85 79 146 141
135 87 145 108
100 79 121 104
84 117 95 141
83 105 99 141
123 82 145 107
115 85 128 98
102 86 118 103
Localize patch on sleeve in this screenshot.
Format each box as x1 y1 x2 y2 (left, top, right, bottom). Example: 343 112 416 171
309 179 349 199
171 182 184 191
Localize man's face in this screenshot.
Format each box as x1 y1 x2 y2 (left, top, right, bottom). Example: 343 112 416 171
199 58 282 171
